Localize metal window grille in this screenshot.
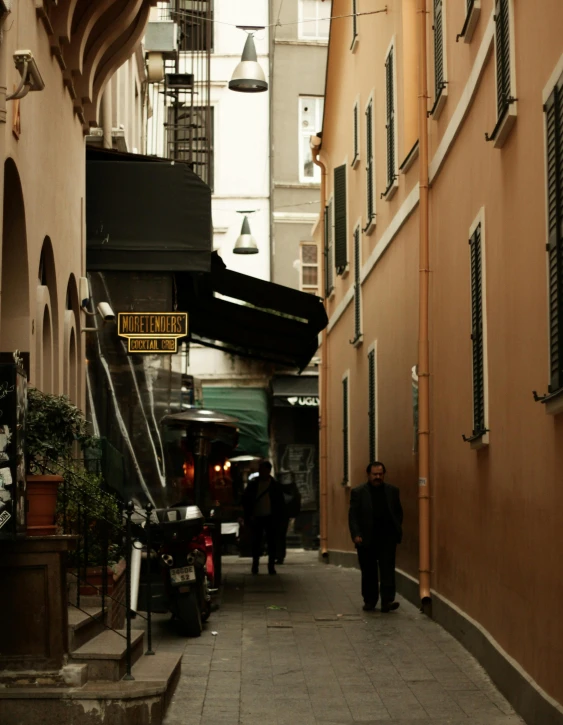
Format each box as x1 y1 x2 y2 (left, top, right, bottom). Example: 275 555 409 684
368 349 376 462
434 0 444 100
365 100 375 224
300 243 319 295
334 165 348 273
545 75 563 392
353 227 361 341
495 0 511 118
342 376 349 484
470 224 486 434
385 48 396 191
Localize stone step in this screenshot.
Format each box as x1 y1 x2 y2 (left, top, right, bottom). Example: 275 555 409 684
0 652 182 725
69 628 145 682
67 605 106 651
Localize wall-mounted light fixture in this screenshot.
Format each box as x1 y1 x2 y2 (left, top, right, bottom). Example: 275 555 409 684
233 211 259 254
229 31 267 93
7 50 45 101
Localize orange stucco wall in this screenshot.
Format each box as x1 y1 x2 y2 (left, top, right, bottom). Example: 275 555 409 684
318 0 563 707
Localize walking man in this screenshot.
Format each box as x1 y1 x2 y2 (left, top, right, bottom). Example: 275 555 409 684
242 460 286 575
348 461 403 612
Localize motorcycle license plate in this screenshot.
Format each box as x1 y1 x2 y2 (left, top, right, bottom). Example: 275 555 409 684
170 566 196 584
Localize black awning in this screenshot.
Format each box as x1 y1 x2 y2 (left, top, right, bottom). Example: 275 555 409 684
176 254 328 370
272 375 318 397
86 148 212 273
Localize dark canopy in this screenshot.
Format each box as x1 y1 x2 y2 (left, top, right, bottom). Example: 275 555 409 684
176 253 328 371
86 147 211 273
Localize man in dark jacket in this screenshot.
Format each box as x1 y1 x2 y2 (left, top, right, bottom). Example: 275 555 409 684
348 461 403 612
242 460 286 575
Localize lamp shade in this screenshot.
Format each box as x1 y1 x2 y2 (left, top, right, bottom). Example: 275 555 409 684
229 35 268 93
233 216 259 254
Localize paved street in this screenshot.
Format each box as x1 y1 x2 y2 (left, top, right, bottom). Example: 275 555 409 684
155 551 524 725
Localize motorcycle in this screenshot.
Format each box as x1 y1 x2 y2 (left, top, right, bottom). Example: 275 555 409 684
152 505 212 637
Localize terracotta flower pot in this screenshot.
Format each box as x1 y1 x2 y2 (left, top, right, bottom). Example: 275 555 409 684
26 474 63 536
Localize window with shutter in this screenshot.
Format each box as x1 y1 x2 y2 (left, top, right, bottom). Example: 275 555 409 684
352 102 360 167
334 165 348 273
429 0 447 117
456 0 480 44
351 0 358 49
485 0 516 145
470 224 486 435
384 47 397 197
368 347 377 462
342 375 349 485
351 226 362 344
545 75 563 393
365 99 375 230
326 198 334 294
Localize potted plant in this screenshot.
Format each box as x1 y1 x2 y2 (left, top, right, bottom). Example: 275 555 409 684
26 388 97 535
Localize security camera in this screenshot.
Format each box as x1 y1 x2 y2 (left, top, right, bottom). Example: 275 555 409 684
13 50 44 90
97 302 115 321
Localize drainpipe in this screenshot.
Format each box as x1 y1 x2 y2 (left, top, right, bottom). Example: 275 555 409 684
417 0 432 608
312 137 329 558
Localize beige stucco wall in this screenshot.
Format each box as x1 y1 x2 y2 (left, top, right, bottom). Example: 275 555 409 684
319 0 563 707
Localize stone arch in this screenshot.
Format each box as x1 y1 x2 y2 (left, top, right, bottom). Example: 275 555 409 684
1 159 30 358
36 237 59 392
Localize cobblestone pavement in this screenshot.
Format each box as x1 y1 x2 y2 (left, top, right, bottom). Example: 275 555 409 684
155 551 524 725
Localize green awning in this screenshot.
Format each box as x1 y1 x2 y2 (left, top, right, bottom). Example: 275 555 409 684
202 387 269 458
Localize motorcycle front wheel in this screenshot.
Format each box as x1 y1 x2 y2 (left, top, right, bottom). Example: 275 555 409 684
175 591 203 637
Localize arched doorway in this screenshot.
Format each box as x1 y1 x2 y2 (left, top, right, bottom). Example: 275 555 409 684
36 237 59 392
64 275 81 404
42 305 53 394
1 159 30 356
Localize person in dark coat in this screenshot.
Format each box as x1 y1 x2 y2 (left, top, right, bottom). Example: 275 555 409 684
276 476 301 564
242 460 286 575
348 461 403 612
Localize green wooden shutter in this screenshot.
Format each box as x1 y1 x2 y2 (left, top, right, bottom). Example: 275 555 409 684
366 100 374 223
353 227 361 340
352 0 357 43
324 205 330 298
545 78 563 392
495 0 511 117
334 165 348 273
434 0 444 97
342 377 349 484
470 224 485 434
327 199 334 293
385 48 395 190
368 349 376 462
353 103 359 163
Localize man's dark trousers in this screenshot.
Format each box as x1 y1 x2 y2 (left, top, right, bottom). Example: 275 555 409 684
251 515 277 569
357 540 397 605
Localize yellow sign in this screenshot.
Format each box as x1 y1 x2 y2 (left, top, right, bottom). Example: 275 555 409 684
117 312 188 354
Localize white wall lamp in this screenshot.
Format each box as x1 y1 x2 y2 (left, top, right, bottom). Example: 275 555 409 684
233 211 259 254
229 30 268 93
7 51 45 101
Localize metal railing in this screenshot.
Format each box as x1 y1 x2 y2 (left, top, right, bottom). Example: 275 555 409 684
38 457 156 678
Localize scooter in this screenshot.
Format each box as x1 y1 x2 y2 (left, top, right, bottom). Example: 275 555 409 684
152 505 212 637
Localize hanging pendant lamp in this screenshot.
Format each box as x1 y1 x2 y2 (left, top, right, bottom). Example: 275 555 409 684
229 34 268 93
233 215 259 254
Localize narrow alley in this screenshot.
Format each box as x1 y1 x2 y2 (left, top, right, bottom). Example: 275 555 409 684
157 552 523 725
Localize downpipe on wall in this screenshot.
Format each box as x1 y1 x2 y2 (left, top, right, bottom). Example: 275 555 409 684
417 0 432 613
312 137 329 559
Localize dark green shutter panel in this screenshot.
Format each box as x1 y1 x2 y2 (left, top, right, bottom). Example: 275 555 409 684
342 377 349 484
368 349 376 462
385 49 395 190
467 0 474 11
545 79 563 392
495 0 511 117
353 227 361 340
353 104 359 162
470 224 485 434
366 101 374 222
327 199 334 293
434 0 444 97
352 0 357 42
324 205 330 298
334 164 348 272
